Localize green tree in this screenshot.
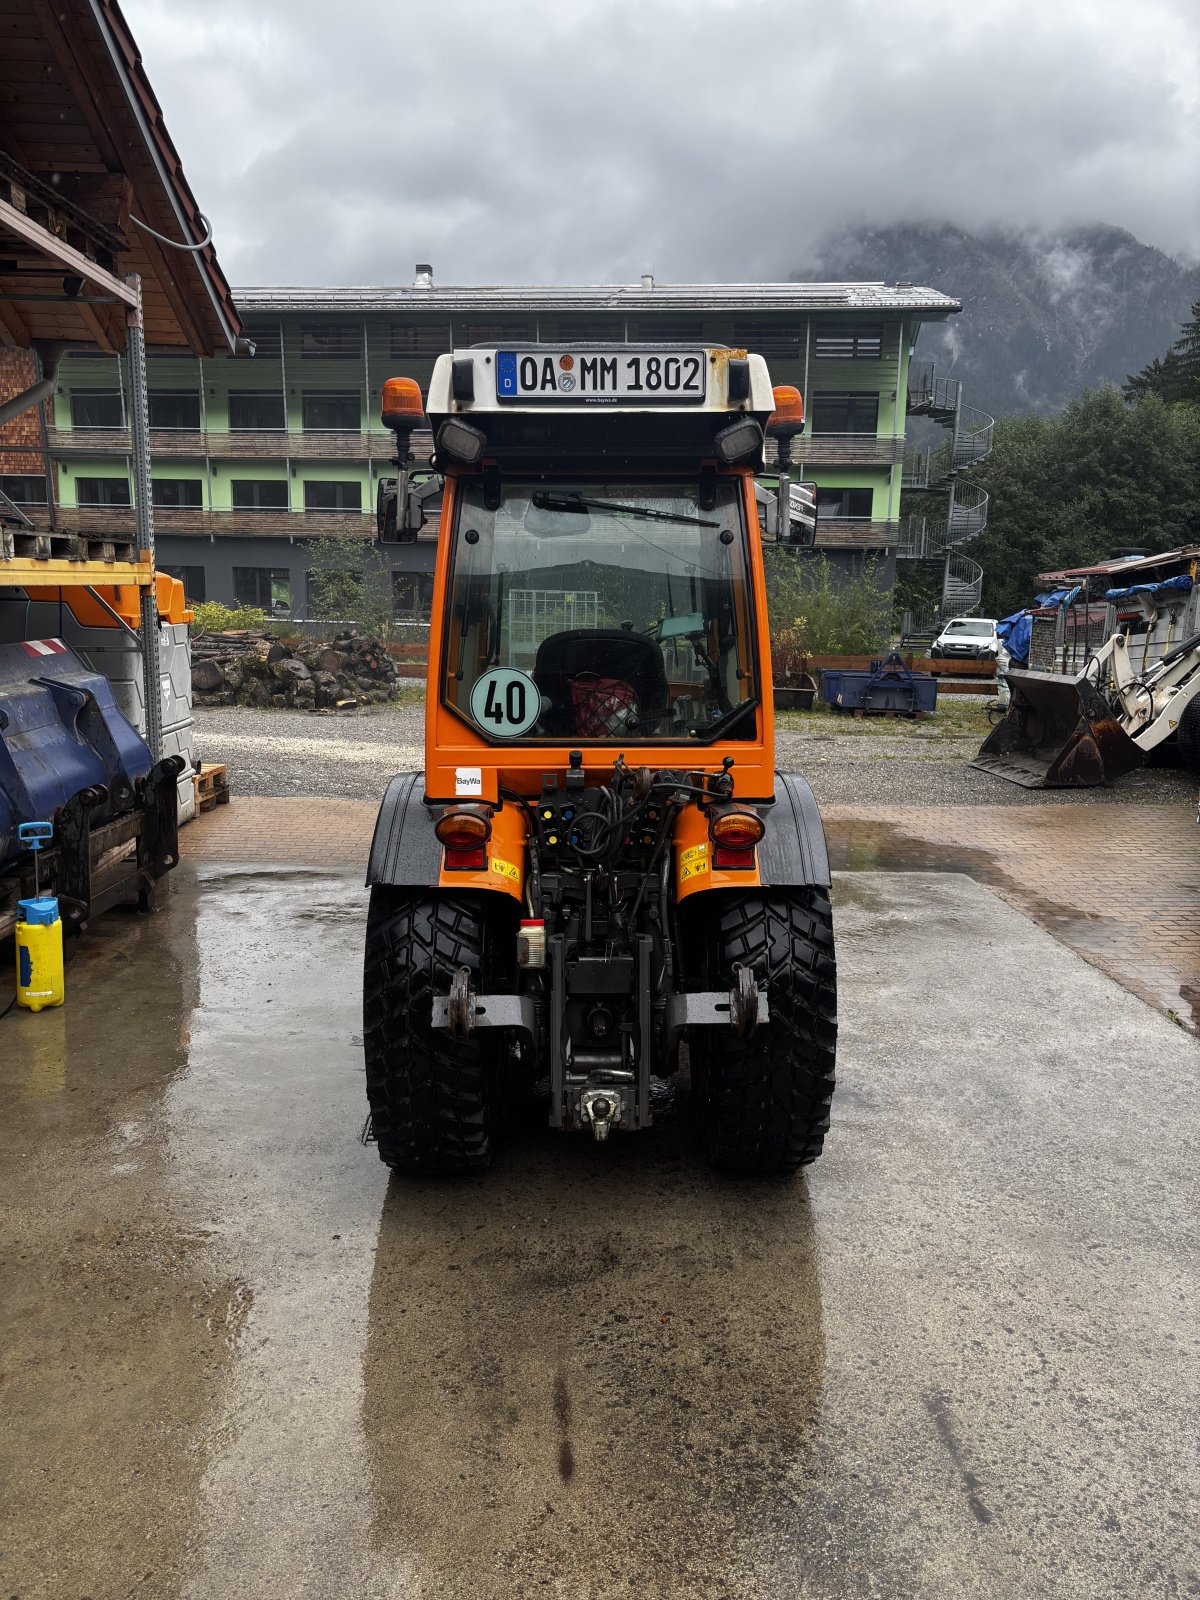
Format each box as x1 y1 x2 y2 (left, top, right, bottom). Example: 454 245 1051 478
964 388 1200 616
764 551 891 656
303 535 394 638
1124 300 1200 403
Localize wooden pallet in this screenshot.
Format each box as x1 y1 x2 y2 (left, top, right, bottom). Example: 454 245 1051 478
0 527 138 565
193 762 230 814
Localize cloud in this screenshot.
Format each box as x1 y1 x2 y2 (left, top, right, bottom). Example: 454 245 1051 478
126 0 1200 285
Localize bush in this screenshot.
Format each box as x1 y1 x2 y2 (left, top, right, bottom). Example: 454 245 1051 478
303 535 394 640
191 601 267 635
764 552 891 664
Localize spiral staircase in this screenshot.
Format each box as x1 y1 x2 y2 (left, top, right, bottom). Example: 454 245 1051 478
898 363 994 635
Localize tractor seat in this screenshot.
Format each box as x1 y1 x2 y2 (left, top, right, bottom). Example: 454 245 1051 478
533 628 670 737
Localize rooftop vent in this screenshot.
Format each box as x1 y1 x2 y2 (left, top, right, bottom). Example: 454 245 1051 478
413 263 434 290
641 272 654 291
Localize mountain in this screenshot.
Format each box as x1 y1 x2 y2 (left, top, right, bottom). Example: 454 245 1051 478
793 223 1200 419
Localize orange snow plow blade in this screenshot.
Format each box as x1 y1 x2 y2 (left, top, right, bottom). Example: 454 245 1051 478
971 668 1144 788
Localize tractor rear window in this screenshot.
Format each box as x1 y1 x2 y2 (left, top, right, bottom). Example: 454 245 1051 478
443 479 757 742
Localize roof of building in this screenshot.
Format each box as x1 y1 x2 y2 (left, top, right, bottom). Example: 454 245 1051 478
0 0 241 356
233 281 962 318
1038 547 1200 583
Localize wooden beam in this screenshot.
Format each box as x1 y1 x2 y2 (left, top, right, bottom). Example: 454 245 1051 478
0 198 138 306
28 0 122 169
76 298 122 354
127 227 208 354
0 298 31 348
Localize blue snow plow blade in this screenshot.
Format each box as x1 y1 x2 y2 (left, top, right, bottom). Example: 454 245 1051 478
0 638 155 870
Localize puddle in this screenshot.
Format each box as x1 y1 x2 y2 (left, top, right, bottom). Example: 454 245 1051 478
827 817 1198 1036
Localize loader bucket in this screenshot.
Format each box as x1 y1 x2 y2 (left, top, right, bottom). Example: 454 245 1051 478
971 668 1144 788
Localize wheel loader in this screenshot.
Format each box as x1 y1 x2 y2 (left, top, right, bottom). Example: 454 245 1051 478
363 345 835 1174
972 627 1200 786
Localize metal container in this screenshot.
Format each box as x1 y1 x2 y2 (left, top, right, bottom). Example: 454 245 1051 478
820 654 938 716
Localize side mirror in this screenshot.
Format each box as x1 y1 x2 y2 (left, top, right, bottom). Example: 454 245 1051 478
754 478 818 547
784 480 818 547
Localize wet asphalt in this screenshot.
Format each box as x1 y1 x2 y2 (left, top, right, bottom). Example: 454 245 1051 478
3 865 1198 1599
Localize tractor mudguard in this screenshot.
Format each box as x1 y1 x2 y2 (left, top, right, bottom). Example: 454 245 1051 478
756 771 832 889
366 771 441 888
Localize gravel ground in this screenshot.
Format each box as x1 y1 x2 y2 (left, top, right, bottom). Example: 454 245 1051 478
194 695 1197 808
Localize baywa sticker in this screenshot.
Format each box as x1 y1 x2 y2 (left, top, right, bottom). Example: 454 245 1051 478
679 842 710 882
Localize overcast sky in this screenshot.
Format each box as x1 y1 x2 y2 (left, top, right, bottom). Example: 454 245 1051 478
126 0 1200 287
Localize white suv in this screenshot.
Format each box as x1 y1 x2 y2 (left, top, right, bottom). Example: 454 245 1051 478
930 617 1000 661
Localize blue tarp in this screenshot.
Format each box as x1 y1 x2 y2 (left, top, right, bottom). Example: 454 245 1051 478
996 611 1032 664
1103 575 1194 602
1035 585 1083 609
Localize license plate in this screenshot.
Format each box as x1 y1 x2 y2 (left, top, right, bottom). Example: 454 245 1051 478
495 349 707 404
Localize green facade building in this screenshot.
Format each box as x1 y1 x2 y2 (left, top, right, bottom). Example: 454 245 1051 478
12 272 985 623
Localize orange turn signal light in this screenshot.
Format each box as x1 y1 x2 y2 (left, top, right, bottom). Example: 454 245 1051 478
434 809 491 852
768 384 805 432
709 810 765 850
381 376 425 429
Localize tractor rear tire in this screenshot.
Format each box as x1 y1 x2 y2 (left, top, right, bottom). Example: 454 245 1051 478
693 890 837 1175
363 889 503 1174
1176 694 1200 774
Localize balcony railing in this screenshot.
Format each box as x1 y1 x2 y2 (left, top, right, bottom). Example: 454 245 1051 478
815 518 902 549
46 426 413 461
907 360 961 419
57 505 379 539
766 433 905 468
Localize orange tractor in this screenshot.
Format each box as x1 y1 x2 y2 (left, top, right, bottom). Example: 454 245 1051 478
363 345 836 1173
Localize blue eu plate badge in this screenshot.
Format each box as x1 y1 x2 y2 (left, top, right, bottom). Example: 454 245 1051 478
496 351 518 397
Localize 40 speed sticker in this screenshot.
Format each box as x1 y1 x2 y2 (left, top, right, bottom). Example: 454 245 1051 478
469 667 540 737
679 841 710 882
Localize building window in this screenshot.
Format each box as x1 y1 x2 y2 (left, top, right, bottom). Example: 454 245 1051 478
302 392 361 431
231 480 289 511
228 391 286 431
452 320 534 346
160 564 207 602
148 390 201 430
809 393 879 435
241 322 282 360
731 321 800 358
75 476 131 507
303 480 363 511
300 324 359 359
151 478 204 509
70 389 123 429
546 318 623 342
392 571 434 618
635 318 703 342
390 320 452 357
234 567 292 613
813 325 885 360
0 475 48 505
816 487 874 518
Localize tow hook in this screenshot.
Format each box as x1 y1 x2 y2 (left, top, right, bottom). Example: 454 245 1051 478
579 1089 623 1142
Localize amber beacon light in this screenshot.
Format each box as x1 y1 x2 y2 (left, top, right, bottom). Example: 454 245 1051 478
768 384 805 434
381 376 426 429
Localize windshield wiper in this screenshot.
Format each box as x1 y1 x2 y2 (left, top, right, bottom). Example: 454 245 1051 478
530 490 719 528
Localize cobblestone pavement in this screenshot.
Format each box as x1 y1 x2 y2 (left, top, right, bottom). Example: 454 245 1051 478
183 792 1200 1036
